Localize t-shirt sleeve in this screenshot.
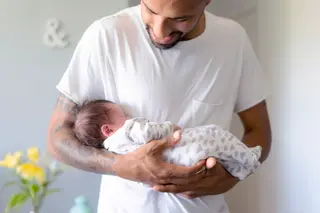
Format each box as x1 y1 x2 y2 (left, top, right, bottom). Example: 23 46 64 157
234 30 270 113
56 21 106 105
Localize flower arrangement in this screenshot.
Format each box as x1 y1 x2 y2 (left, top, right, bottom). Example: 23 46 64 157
0 147 65 213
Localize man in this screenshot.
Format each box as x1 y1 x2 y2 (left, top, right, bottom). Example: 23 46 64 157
46 0 272 212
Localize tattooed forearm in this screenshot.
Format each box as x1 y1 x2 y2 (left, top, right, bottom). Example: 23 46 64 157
55 136 117 175
55 94 78 116
47 93 117 175
54 123 70 133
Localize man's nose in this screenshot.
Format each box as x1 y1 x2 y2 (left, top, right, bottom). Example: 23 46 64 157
152 18 171 41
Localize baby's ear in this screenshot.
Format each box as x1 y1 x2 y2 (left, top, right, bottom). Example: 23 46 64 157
101 124 112 137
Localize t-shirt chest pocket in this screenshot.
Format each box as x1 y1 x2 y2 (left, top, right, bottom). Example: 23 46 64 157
189 72 228 127
191 98 224 127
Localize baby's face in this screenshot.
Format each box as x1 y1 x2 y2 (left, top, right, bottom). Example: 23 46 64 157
105 103 127 130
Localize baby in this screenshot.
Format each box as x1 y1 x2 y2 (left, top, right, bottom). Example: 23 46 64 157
72 99 262 180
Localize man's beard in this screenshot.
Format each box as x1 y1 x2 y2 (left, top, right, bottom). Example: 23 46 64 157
145 14 204 50
145 25 183 49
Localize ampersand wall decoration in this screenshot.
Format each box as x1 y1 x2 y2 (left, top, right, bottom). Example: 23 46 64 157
43 18 70 49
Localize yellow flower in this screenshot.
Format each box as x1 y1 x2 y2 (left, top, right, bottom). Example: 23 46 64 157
27 147 40 163
0 152 22 168
16 163 46 184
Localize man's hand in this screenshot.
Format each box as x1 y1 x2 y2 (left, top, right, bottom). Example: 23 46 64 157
150 101 271 198
111 131 207 186
152 159 240 199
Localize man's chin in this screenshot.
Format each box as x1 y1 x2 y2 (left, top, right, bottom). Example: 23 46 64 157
150 38 181 50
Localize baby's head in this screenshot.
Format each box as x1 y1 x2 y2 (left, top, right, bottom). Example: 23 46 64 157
73 100 127 148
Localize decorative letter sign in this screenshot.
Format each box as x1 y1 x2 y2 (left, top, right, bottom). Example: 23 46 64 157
43 18 69 48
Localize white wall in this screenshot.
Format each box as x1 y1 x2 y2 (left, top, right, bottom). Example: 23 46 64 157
222 0 320 213
0 0 128 212
255 0 320 212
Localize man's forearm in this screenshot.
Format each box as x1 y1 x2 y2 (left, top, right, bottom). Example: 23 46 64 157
47 93 118 175
49 123 117 175
242 127 271 163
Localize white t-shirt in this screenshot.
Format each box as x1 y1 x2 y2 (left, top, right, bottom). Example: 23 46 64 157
56 5 269 213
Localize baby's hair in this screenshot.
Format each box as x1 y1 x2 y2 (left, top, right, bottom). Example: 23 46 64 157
73 99 113 148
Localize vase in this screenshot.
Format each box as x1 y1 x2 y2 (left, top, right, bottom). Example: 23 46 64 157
69 196 93 213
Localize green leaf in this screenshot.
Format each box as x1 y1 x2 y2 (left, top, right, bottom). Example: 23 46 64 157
20 177 29 185
28 184 40 199
5 192 29 213
41 181 49 188
44 188 61 197
20 178 27 184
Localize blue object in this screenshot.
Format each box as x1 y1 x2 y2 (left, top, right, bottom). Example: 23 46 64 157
69 196 93 213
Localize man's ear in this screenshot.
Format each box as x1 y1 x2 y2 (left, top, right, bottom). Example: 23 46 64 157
101 124 112 137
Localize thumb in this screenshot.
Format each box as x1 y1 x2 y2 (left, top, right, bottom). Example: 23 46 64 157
172 130 181 141
170 130 182 146
206 157 216 169
150 130 181 154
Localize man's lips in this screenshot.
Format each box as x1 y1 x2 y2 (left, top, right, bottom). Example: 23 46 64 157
149 29 179 44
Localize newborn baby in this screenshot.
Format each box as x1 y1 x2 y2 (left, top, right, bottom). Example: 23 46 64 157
72 100 262 180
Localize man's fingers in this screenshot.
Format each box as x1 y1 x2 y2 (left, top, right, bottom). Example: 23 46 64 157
162 173 204 185
148 131 181 155
164 160 206 179
172 130 182 140
153 184 188 193
153 161 206 185
147 139 170 155
206 157 216 169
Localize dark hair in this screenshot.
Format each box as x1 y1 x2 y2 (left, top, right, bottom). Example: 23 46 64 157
73 99 113 148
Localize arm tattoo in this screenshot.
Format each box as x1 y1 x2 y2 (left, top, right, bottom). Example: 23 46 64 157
50 93 117 175
57 137 116 175
55 94 78 116
54 123 68 133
